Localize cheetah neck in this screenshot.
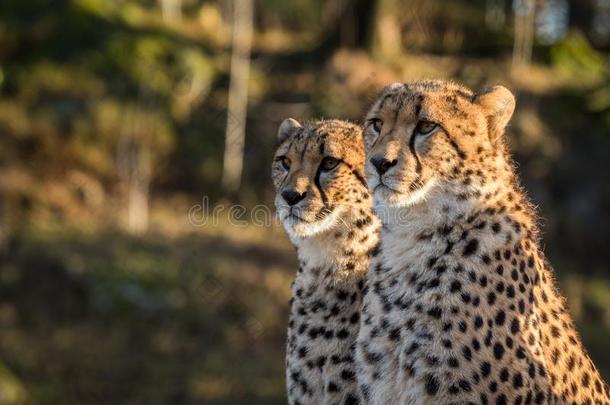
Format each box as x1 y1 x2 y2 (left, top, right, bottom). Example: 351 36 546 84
292 203 380 288
286 203 378 404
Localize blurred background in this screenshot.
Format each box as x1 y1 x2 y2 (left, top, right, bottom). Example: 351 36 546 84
0 0 609 403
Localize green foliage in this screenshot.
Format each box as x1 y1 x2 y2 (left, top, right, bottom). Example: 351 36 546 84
0 363 27 405
550 31 605 76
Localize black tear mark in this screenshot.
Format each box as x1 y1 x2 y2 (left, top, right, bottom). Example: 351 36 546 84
409 130 423 175
314 165 329 207
409 95 425 175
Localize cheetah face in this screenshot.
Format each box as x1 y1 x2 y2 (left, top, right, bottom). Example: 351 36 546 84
363 80 515 209
271 119 368 239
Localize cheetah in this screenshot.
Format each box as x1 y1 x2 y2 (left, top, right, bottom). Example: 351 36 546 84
355 80 610 404
272 118 381 405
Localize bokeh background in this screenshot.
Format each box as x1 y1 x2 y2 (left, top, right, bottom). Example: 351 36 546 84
0 0 609 404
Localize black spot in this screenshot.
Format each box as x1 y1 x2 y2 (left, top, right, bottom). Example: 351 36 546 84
493 342 505 360
462 346 472 361
336 290 349 300
459 321 468 332
389 328 401 341
344 394 359 405
513 372 523 388
463 239 479 256
481 361 491 377
550 325 561 338
327 382 339 392
518 299 525 314
337 329 349 339
427 307 442 319
458 379 472 392
495 310 506 326
425 374 440 395
405 342 420 355
341 369 355 381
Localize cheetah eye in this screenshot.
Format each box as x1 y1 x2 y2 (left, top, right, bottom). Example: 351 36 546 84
320 156 340 172
415 120 438 136
368 118 383 134
276 156 291 170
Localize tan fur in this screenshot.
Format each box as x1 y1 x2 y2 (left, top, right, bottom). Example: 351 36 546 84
356 80 610 405
272 119 380 405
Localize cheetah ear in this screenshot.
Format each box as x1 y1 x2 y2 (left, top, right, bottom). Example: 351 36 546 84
475 85 515 143
277 118 302 143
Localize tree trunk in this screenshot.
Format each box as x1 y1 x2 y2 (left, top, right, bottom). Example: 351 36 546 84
118 121 152 235
117 80 158 235
221 0 254 194
372 0 402 57
160 0 182 23
513 0 536 68
126 144 151 235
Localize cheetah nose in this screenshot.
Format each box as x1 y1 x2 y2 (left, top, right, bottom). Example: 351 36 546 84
282 189 307 206
370 157 397 175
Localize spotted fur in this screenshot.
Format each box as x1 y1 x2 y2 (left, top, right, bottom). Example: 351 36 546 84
356 80 610 405
272 119 381 405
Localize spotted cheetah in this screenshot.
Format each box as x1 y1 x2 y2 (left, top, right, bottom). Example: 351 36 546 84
272 118 381 405
355 80 610 405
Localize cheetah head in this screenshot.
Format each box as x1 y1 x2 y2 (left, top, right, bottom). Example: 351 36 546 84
272 119 368 239
363 80 515 209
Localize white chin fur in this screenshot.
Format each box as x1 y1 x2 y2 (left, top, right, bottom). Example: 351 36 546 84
281 208 343 240
374 178 437 210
